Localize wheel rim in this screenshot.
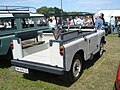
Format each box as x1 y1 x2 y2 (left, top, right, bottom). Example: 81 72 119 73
100 43 104 56
72 59 81 78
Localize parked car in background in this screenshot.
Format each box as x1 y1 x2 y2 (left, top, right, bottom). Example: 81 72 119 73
0 5 49 62
103 22 111 35
114 63 120 90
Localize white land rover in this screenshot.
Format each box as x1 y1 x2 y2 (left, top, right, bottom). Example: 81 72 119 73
11 13 106 82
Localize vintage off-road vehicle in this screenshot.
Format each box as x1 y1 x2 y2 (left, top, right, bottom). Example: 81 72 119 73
11 13 106 82
0 6 49 62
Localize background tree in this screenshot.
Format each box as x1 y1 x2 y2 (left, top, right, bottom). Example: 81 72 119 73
37 6 68 17
67 12 79 15
37 6 48 17
37 6 91 18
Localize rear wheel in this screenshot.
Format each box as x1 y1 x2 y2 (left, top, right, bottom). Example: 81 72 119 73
4 48 13 66
105 29 108 36
0 48 12 67
67 54 82 82
118 33 120 37
6 49 13 65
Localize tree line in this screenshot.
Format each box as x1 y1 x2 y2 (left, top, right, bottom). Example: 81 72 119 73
37 6 83 17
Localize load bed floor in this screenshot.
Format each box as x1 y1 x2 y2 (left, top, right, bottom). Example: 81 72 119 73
21 48 51 65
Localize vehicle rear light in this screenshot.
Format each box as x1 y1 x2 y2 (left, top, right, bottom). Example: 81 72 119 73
10 41 14 49
116 63 120 90
59 46 64 56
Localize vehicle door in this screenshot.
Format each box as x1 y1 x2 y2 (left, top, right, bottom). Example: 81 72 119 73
88 33 98 54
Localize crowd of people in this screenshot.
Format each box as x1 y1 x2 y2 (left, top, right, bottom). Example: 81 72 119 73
47 14 120 36
94 13 120 34
48 16 93 30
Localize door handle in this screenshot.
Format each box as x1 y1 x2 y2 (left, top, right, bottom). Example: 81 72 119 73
84 37 87 41
89 40 91 43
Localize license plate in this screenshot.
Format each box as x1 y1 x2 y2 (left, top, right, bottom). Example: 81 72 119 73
14 66 29 74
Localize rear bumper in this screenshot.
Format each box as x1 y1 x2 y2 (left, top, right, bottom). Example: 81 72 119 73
11 59 64 75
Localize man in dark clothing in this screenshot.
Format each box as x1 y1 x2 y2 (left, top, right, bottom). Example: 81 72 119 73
100 13 105 25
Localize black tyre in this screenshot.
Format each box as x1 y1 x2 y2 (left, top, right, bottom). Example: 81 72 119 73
67 54 83 82
118 33 120 37
0 48 12 67
113 81 117 90
5 48 13 66
105 29 108 36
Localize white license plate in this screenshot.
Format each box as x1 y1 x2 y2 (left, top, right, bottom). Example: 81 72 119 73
14 66 29 74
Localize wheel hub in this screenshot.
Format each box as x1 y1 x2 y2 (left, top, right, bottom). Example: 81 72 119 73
73 59 81 78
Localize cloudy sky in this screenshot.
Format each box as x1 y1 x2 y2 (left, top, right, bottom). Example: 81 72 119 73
1 0 120 12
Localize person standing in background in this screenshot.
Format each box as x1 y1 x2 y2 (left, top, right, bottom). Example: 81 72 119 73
67 18 70 30
109 16 115 34
48 16 56 30
94 14 103 30
100 13 105 25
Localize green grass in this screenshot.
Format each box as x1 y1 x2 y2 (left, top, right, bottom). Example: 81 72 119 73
0 34 120 90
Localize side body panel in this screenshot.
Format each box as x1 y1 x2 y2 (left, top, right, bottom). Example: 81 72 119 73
64 38 89 71
64 30 105 71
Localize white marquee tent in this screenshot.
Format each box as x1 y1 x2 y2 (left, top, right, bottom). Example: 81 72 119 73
95 10 120 22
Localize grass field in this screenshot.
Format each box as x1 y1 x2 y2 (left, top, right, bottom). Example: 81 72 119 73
0 34 120 90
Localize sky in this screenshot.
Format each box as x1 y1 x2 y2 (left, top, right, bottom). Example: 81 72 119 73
0 0 120 13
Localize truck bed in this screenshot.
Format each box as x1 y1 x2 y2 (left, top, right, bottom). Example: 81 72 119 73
22 48 51 65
